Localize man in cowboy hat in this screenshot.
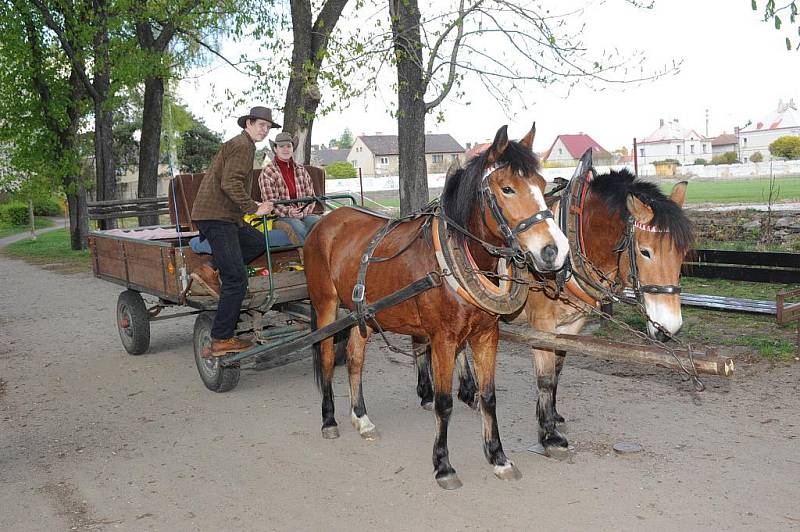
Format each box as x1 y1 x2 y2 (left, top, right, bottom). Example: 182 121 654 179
191 106 280 356
258 131 320 247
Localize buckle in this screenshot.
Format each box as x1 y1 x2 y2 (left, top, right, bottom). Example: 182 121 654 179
352 283 365 303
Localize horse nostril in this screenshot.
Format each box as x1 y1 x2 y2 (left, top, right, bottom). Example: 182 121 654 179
542 244 557 263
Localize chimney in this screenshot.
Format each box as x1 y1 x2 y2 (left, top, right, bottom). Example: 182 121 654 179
659 119 664 127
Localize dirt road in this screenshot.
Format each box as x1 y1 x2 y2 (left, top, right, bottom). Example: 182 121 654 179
1 256 798 531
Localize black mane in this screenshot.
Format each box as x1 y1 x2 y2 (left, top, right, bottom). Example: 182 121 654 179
589 169 694 250
441 140 541 234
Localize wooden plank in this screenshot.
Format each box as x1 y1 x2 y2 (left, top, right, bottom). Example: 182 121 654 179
89 208 170 221
681 264 800 284
124 240 176 297
499 327 734 377
92 236 127 281
87 196 168 207
622 288 777 315
687 248 800 269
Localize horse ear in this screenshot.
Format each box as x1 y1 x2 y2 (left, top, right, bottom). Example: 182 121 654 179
486 125 509 163
626 194 654 224
670 181 688 207
519 122 536 149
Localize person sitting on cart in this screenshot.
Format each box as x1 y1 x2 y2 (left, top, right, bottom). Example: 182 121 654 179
258 132 320 246
190 106 278 356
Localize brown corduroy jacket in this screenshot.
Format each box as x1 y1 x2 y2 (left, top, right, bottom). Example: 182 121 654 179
192 131 260 224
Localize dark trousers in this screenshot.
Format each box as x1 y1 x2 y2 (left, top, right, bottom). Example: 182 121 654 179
196 220 266 340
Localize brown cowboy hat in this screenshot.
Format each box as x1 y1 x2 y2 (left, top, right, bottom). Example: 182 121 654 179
237 106 281 129
269 131 299 151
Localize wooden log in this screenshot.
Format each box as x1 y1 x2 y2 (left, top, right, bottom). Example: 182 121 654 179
499 327 734 377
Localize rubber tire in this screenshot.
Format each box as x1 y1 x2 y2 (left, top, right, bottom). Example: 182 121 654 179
193 312 240 393
117 290 150 355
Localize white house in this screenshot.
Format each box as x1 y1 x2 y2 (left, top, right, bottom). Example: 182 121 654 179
348 134 463 177
710 133 738 158
636 119 710 166
542 133 611 165
738 98 800 162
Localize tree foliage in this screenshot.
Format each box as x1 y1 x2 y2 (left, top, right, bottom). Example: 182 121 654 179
753 0 799 50
769 135 800 159
324 160 357 178
178 120 223 173
330 128 355 149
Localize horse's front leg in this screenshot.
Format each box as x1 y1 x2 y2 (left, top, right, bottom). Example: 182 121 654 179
429 334 460 490
348 326 378 440
534 347 569 452
552 349 566 424
468 327 522 481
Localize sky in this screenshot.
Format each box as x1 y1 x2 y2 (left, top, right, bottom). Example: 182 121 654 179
177 0 800 155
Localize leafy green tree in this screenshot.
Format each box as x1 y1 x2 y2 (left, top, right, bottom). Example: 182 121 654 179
179 120 223 173
325 160 357 178
750 151 764 162
711 151 739 165
336 128 355 149
769 135 800 159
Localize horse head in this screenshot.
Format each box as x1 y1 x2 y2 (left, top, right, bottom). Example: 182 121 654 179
623 181 692 340
479 124 569 272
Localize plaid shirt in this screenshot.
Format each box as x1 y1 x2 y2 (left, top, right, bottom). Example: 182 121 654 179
258 157 316 218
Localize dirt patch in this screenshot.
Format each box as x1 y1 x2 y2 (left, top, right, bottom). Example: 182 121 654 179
2 255 91 275
40 480 117 530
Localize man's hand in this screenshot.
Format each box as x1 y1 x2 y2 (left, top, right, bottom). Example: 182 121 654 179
255 201 273 216
287 205 303 217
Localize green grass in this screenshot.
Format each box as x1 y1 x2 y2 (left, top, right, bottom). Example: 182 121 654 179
681 277 797 300
0 217 55 239
1 228 90 263
659 176 800 204
720 334 797 359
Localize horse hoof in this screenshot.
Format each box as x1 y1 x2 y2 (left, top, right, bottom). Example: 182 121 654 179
436 473 463 490
321 426 340 439
545 445 572 461
360 428 380 441
493 463 522 481
420 401 434 411
542 431 569 449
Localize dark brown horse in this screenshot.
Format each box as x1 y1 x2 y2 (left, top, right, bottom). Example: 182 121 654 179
303 124 568 489
415 165 694 455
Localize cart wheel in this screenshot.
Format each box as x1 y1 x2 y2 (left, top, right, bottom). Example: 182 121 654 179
193 312 240 393
117 290 150 355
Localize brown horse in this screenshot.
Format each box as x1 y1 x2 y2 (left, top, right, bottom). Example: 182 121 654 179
303 124 568 489
415 165 694 454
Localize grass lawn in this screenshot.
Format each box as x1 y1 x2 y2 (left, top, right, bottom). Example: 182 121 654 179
658 176 800 204
0 217 55 239
1 228 90 273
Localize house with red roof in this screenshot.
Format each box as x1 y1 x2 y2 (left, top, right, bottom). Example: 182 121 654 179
542 133 611 165
738 98 800 161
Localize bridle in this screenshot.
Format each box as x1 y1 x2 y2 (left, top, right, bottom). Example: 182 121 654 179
615 217 682 306
478 161 554 264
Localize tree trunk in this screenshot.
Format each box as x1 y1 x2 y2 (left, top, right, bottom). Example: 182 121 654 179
65 70 89 250
391 0 429 215
28 198 36 240
282 0 349 165
137 76 164 226
93 3 116 229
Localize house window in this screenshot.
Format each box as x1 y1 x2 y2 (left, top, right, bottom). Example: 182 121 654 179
350 160 358 167
639 148 644 157
379 157 389 165
743 138 748 144
703 144 707 153
690 145 695 154
450 154 458 161
558 148 563 155
432 154 443 163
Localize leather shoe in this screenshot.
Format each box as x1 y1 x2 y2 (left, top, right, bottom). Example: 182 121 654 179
191 263 220 298
209 337 254 357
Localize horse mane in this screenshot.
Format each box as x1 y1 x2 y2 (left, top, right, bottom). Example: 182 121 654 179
589 169 694 251
441 140 541 237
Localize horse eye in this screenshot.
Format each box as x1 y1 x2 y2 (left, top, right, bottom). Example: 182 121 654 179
501 186 515 195
640 249 652 259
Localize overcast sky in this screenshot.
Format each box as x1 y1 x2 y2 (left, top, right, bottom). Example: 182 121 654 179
177 0 800 154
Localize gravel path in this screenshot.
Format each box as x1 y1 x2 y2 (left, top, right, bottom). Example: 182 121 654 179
1 256 798 531
0 217 67 248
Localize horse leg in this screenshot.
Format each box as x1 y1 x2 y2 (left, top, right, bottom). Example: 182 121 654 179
552 350 566 424
429 335 461 490
468 328 522 482
455 348 479 410
412 336 434 410
533 347 569 452
347 326 379 440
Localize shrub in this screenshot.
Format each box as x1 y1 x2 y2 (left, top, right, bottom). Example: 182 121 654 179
710 151 738 165
32 197 62 216
693 158 707 165
749 151 764 163
654 158 681 166
768 135 800 159
0 201 30 226
325 161 357 179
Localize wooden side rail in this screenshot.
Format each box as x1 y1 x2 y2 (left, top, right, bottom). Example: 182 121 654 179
88 197 169 221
